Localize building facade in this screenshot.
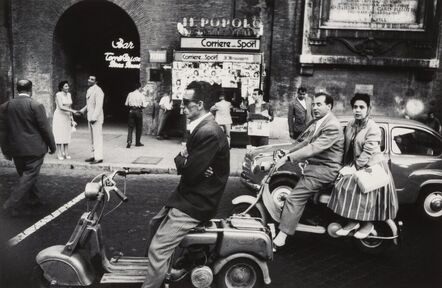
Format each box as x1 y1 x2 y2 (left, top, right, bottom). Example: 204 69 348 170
0 0 441 137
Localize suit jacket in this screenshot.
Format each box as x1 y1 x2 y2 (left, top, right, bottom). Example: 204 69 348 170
0 95 55 157
287 112 344 182
288 96 312 135
86 84 104 123
345 118 384 169
247 102 274 121
166 114 230 221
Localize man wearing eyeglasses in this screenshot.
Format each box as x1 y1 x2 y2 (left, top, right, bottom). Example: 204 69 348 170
288 86 313 140
142 81 230 288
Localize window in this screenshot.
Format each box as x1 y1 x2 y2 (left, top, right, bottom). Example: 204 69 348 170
392 127 442 156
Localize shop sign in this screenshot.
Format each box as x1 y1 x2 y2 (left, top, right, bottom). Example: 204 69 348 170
181 37 260 51
104 37 140 69
181 17 262 29
149 50 167 63
174 52 261 63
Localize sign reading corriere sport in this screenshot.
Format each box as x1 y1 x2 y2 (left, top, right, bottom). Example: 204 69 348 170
181 37 260 51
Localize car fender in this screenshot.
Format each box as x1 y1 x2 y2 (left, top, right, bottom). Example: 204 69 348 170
408 169 442 202
213 253 271 285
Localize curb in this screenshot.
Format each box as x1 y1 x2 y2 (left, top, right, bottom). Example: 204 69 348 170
0 159 241 177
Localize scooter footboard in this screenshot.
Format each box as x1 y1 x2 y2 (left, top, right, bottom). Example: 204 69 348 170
36 245 95 286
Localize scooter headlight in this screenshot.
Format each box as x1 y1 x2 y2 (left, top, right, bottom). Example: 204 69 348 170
191 266 213 288
84 182 101 199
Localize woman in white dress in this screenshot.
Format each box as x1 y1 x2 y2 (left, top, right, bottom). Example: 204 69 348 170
52 81 77 160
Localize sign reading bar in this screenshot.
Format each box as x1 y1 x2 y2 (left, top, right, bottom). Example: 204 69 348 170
174 52 261 63
104 37 140 69
181 37 260 51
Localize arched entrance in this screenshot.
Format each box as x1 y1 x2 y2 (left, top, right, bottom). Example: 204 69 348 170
53 0 140 123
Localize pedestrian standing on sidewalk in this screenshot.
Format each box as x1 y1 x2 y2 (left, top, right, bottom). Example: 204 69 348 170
210 92 232 144
142 81 230 288
247 88 273 147
288 86 312 140
52 81 78 160
156 92 173 140
125 83 148 148
79 75 104 164
0 79 56 217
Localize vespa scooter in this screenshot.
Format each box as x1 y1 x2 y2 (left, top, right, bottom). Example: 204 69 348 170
232 150 402 254
35 169 273 288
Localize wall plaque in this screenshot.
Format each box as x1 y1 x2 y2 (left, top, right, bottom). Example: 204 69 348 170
321 0 424 30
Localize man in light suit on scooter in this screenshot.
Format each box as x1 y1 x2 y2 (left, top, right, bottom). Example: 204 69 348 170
273 91 344 249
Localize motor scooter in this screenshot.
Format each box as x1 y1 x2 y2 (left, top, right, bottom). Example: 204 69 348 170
34 169 273 288
232 150 403 254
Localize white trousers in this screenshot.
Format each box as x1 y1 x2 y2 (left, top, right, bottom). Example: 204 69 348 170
88 121 103 160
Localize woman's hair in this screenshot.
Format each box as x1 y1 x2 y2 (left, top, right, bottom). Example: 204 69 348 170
351 93 371 107
58 81 69 91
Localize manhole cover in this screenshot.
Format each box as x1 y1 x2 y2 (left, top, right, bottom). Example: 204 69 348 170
132 156 163 165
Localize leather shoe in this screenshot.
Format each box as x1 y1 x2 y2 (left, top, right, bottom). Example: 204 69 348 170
126 143 131 148
354 222 375 239
85 157 95 162
135 143 144 147
90 159 103 164
336 222 360 237
272 242 287 253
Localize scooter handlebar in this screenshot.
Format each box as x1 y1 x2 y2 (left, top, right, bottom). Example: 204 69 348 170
112 187 128 202
117 169 151 176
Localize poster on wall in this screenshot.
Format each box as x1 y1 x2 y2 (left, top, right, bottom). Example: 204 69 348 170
172 52 262 100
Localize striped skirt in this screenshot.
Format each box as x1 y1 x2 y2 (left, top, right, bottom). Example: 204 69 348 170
327 162 399 221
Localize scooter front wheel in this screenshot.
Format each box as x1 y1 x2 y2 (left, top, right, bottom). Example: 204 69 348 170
30 266 77 288
353 222 392 254
231 203 267 224
216 258 264 288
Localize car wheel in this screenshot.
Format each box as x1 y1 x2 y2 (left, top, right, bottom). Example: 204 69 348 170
216 258 264 288
269 177 298 208
231 203 267 224
353 222 391 254
419 188 442 221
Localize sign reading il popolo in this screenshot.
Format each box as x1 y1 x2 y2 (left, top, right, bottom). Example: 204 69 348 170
174 51 261 63
181 37 260 51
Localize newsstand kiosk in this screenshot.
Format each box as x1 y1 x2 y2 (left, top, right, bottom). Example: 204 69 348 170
172 31 264 147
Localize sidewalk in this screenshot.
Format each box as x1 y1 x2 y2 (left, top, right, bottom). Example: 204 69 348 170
0 124 252 175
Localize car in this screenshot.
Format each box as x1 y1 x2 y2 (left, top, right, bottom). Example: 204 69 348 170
240 116 442 221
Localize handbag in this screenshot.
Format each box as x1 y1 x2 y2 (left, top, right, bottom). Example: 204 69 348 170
354 164 389 193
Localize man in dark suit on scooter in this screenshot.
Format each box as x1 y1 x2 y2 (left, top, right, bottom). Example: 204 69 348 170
142 81 230 288
273 91 344 249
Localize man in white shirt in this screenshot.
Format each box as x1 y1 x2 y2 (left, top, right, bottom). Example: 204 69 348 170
125 83 148 148
157 93 173 140
79 75 105 164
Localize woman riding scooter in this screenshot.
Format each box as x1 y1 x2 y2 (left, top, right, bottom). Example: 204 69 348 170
327 93 399 238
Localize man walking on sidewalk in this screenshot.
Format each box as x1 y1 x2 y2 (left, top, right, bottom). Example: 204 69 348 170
142 81 230 288
79 75 104 164
0 79 56 217
125 83 148 148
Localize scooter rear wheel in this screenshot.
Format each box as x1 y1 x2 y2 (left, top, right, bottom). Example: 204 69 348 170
216 258 264 288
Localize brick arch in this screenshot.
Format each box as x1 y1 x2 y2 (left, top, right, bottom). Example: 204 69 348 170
49 0 150 82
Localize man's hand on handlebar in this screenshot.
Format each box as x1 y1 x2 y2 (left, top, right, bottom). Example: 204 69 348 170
274 155 289 171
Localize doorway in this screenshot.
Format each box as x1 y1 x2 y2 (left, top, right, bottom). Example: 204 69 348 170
53 0 140 123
